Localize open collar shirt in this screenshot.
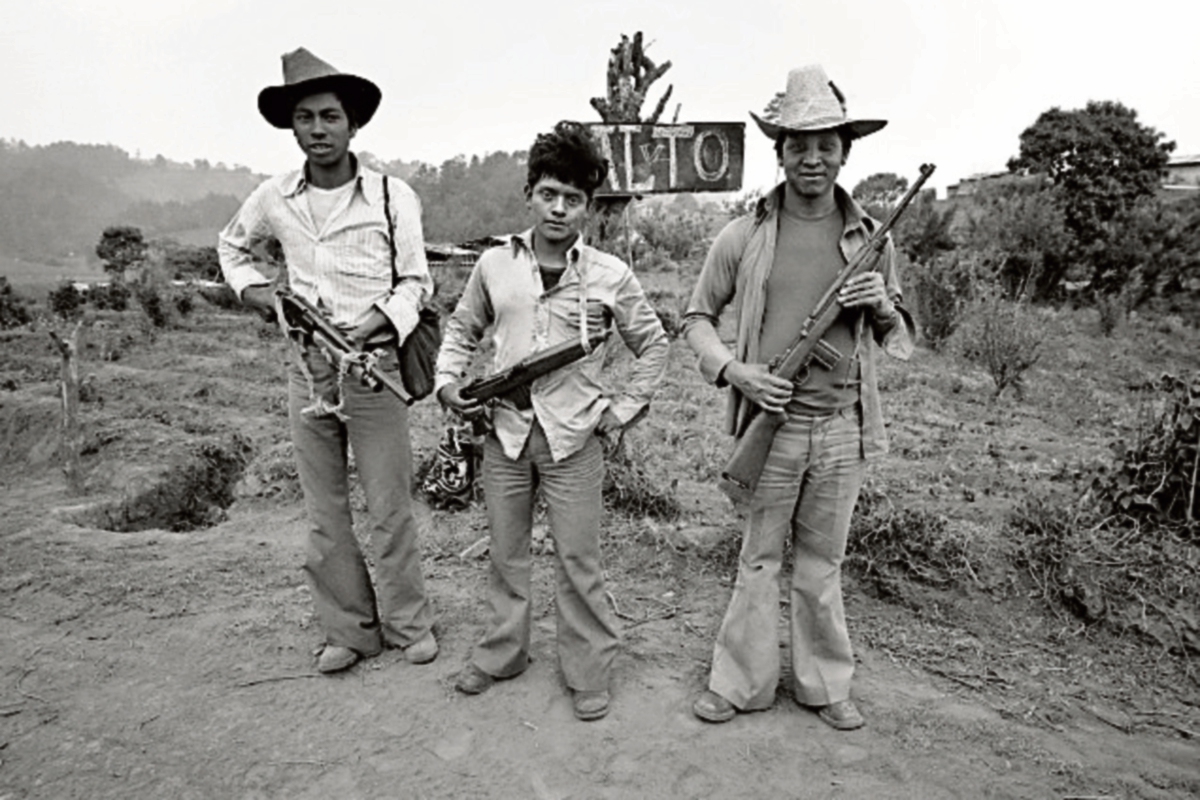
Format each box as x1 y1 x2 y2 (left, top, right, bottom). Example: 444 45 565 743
436 230 669 462
682 183 915 460
218 158 432 341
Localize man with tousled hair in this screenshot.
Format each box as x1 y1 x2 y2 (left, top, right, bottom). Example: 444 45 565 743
219 48 437 675
683 65 915 729
437 121 669 721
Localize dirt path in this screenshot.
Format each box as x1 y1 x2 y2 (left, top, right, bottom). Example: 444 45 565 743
2 305 1198 799
2 497 1196 800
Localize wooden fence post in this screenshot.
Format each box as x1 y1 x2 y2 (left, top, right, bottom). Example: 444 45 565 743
49 320 85 495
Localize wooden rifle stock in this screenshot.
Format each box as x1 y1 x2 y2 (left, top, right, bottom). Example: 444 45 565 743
275 288 415 404
718 164 936 504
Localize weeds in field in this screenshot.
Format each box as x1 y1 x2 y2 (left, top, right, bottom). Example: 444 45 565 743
603 438 681 522
846 487 979 597
1008 493 1199 663
1090 372 1200 528
954 287 1049 398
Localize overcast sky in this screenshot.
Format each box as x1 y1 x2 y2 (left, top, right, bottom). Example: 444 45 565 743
8 0 1198 197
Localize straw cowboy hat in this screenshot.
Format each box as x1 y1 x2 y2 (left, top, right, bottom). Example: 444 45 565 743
257 48 381 129
749 64 886 141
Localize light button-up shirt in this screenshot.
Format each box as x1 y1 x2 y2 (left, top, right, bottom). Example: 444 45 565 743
218 159 432 342
436 230 669 462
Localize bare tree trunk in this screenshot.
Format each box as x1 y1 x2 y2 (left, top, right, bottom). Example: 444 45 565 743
49 321 85 495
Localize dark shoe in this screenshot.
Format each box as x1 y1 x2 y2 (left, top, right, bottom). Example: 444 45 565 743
404 631 439 665
817 699 865 731
572 689 610 721
692 690 736 723
316 645 360 674
455 664 495 695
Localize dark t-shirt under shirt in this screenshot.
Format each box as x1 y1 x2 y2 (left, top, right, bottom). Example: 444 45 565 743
760 204 861 414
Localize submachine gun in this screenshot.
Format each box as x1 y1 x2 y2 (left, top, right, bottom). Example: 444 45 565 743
459 330 610 409
718 163 936 505
275 287 415 405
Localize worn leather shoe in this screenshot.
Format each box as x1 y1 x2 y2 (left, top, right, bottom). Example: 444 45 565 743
404 631 439 665
692 690 736 723
817 699 865 731
316 645 360 674
455 664 495 695
572 689 610 721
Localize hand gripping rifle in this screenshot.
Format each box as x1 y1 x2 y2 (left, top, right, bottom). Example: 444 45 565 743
459 330 610 407
275 287 415 404
718 163 936 504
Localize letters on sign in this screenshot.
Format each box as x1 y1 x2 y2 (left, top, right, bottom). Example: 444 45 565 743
586 123 745 194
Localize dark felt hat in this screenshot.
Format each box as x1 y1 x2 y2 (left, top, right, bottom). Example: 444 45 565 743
257 48 381 129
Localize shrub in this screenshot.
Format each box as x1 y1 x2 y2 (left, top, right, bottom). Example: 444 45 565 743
196 283 241 311
48 280 84 321
0 277 31 329
907 250 980 350
173 286 196 318
89 280 130 312
135 282 170 328
1090 372 1200 528
1009 494 1199 654
953 287 1047 398
633 206 709 264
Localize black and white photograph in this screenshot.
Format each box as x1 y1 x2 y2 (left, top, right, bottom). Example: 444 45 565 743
1 1 1197 797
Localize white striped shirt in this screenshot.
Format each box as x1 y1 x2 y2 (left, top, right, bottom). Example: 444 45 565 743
218 160 432 341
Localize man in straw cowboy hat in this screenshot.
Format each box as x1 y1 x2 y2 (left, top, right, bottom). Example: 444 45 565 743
681 64 915 729
218 48 438 674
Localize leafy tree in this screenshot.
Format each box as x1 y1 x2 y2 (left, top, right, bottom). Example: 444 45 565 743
890 193 956 267
0 277 31 329
407 150 529 242
964 180 1072 300
853 173 909 212
96 226 146 277
153 239 221 281
1007 101 1175 291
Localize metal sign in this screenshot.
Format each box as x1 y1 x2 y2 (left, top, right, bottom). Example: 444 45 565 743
587 122 745 195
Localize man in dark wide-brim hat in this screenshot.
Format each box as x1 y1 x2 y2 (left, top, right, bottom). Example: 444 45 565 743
682 64 916 730
218 48 438 675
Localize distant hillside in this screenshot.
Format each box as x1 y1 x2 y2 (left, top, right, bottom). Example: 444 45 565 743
0 139 264 262
116 160 262 204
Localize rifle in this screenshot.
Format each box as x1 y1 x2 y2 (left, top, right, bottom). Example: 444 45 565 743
718 163 936 504
460 330 610 407
275 287 414 405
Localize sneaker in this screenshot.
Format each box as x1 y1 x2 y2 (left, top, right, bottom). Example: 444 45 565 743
572 689 610 721
404 631 439 665
455 664 495 695
692 690 736 723
316 645 360 674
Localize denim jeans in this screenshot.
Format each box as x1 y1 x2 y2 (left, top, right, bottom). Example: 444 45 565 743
288 346 434 656
471 421 618 691
709 405 865 709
